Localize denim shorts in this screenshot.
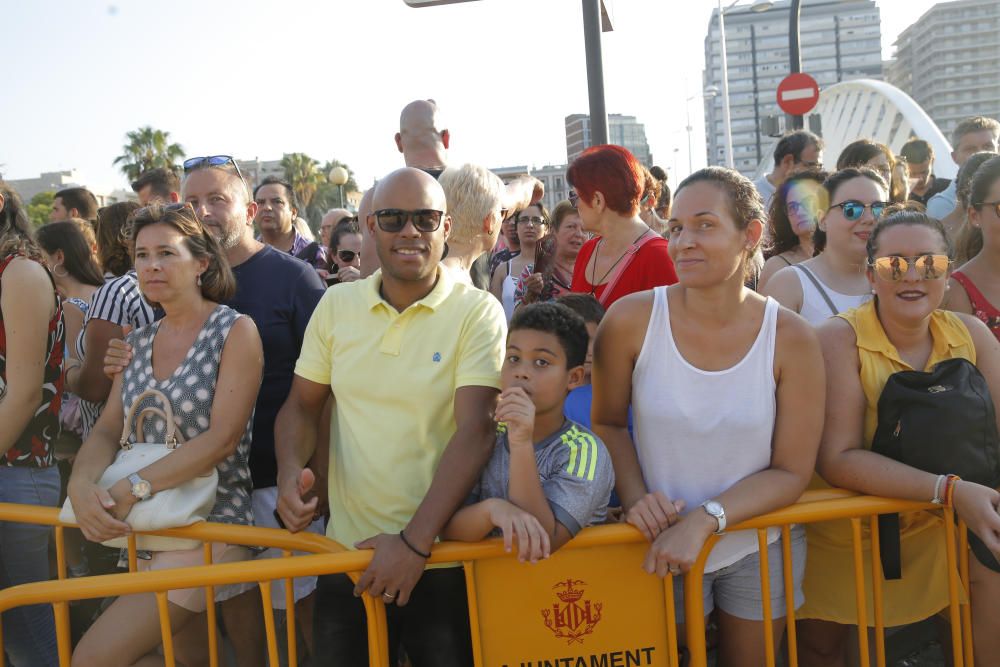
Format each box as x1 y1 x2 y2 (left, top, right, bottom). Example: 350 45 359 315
674 525 807 623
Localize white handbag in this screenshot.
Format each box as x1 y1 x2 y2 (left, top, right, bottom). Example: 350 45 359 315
60 388 219 551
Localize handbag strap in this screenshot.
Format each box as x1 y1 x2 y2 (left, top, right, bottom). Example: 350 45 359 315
120 388 180 449
597 231 657 307
794 264 840 317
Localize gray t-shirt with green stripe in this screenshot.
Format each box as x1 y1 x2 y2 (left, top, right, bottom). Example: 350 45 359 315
470 420 614 535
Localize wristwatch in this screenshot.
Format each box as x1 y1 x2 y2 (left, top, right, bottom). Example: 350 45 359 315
701 500 727 535
127 473 153 501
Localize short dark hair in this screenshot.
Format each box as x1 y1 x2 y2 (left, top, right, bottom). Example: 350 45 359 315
131 167 180 200
836 139 892 172
329 217 361 252
253 176 299 212
952 116 1000 147
900 139 934 164
556 294 606 325
509 302 589 369
55 187 99 221
773 130 823 168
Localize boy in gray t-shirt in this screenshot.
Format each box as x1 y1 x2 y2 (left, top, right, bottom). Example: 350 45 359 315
442 303 614 562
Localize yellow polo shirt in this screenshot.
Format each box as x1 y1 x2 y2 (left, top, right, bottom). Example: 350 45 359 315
294 268 506 547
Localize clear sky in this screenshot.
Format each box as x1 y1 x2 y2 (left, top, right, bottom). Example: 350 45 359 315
1 0 937 194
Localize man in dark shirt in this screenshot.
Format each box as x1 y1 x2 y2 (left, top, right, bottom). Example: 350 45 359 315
182 157 326 663
900 138 951 205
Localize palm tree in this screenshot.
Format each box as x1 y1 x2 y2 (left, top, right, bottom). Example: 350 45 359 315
280 153 324 212
113 126 185 182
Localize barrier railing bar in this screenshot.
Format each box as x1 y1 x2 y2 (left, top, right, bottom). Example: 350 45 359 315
850 518 871 667
685 533 720 667
780 525 798 667
958 519 973 667
259 580 281 667
463 561 485 667
53 524 72 667
943 510 965 667
663 573 679 667
127 533 138 572
202 541 219 667
756 528 776 667
867 515 886 667
282 549 297 667
156 590 176 667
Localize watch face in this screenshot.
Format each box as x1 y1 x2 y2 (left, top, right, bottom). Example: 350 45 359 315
704 501 723 516
133 481 151 498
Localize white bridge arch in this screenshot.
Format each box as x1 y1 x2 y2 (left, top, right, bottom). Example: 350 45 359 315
756 79 957 179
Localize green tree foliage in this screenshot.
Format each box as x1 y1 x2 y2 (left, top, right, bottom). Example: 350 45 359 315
280 153 325 217
27 191 55 228
113 126 185 182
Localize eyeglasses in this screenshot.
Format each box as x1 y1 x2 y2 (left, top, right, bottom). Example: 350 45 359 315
974 201 1000 217
516 216 546 226
372 208 444 233
337 249 359 263
796 160 822 169
829 200 888 221
568 191 579 208
869 254 951 282
183 155 250 193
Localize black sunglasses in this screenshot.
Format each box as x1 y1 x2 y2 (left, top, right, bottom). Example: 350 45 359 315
337 249 359 263
372 208 444 233
568 191 579 208
183 155 250 193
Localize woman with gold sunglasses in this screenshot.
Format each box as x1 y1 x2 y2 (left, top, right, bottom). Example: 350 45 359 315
797 209 1000 667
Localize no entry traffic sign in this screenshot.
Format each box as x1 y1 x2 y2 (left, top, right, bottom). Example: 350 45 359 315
776 73 820 116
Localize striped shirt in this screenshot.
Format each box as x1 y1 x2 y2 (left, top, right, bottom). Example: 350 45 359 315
77 271 156 436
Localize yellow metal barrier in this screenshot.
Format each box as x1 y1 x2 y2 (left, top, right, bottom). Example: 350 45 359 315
0 492 976 667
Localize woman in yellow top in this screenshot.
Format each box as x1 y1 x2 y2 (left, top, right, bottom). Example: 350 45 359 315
799 209 1000 667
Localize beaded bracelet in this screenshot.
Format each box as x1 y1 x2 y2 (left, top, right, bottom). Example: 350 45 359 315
399 530 431 559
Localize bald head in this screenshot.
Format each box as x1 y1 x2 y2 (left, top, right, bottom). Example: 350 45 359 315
395 99 449 169
373 168 448 213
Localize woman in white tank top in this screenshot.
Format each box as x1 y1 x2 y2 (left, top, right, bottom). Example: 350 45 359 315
762 168 890 326
593 167 825 665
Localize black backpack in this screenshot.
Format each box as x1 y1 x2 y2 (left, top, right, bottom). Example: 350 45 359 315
872 357 1000 577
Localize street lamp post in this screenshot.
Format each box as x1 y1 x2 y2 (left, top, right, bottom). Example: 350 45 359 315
329 166 349 209
581 0 609 146
788 0 804 129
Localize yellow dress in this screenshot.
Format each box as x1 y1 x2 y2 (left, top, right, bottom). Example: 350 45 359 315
799 300 975 626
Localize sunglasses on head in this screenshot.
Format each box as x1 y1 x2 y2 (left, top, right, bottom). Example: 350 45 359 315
372 208 444 233
568 191 579 208
829 200 888 221
337 249 359 263
869 254 951 282
183 155 250 192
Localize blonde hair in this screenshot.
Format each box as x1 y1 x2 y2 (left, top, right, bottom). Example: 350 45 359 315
439 164 505 245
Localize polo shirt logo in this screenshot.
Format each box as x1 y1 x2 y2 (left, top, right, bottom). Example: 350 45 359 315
433 352 442 363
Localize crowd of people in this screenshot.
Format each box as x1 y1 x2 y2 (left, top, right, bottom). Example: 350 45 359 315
1 101 1000 667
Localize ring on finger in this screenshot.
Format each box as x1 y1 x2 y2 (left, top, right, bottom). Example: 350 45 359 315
382 592 396 602
668 565 681 575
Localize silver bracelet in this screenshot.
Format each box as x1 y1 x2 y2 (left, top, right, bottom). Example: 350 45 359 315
931 474 947 505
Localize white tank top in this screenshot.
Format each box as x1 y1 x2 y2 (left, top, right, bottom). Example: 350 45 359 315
794 264 871 327
632 287 780 572
501 261 517 323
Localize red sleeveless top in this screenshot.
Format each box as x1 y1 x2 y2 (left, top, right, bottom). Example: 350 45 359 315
952 270 1000 341
0 254 65 467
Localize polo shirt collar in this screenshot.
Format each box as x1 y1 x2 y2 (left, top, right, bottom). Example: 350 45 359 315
855 299 966 370
365 266 455 313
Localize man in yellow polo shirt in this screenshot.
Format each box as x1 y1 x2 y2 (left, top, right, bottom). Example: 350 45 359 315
275 167 505 666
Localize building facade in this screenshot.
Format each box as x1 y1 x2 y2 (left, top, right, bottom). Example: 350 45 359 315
888 0 1000 140
703 0 882 176
5 170 118 207
565 114 653 167
491 164 571 214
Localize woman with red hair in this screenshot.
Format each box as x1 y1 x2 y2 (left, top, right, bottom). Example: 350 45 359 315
568 145 677 307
